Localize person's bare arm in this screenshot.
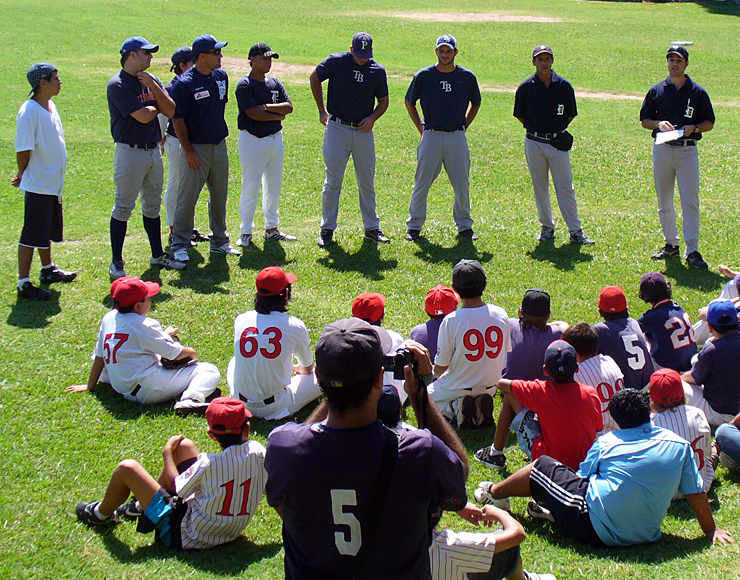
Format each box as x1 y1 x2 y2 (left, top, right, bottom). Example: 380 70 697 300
67 356 104 393
516 117 525 127
130 106 160 124
161 435 186 494
497 378 514 394
172 117 201 171
138 72 175 118
175 346 198 361
685 491 734 544
245 105 287 121
293 363 314 375
405 99 424 135
309 70 328 126
11 150 31 187
681 371 696 385
730 413 740 428
433 363 448 378
479 505 527 553
465 104 480 129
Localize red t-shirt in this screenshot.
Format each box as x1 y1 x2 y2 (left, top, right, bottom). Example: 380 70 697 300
512 379 603 470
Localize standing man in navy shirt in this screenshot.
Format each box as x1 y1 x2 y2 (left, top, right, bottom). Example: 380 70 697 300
310 32 390 248
171 34 238 261
405 34 481 242
514 45 593 246
640 45 715 270
107 36 183 280
235 43 296 247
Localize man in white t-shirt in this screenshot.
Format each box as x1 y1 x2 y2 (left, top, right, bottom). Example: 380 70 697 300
13 63 77 300
432 259 511 428
228 267 320 419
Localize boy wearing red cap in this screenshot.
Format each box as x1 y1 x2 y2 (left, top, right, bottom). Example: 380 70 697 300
409 285 459 364
75 397 267 549
68 277 220 414
228 267 320 419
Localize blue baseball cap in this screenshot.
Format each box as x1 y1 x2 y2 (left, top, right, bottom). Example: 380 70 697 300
352 32 373 59
436 34 457 50
192 34 227 58
120 37 159 55
26 62 57 95
544 340 578 382
707 300 739 327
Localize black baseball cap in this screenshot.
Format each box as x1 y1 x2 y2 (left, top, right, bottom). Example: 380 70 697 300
249 43 280 59
667 45 689 61
544 340 577 382
452 259 486 289
533 45 553 59
522 288 551 317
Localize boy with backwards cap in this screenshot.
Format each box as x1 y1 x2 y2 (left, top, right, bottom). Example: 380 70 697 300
67 277 220 414
410 285 459 364
75 397 267 549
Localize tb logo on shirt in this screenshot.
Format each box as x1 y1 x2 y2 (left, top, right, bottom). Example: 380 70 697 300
353 70 364 83
440 80 452 92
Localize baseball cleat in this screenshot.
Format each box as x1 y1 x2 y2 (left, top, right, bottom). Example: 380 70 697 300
150 253 186 270
651 244 679 260
76 501 120 527
39 265 77 284
528 499 555 522
174 397 210 416
538 226 555 242
458 229 478 240
405 229 421 242
236 233 252 247
264 229 297 241
191 229 210 244
173 248 190 262
210 243 240 256
318 229 334 248
686 250 708 270
18 281 51 301
364 229 390 243
109 261 126 281
569 230 594 245
473 482 511 511
474 446 506 470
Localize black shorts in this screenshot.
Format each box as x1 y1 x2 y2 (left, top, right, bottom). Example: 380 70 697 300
19 192 63 249
529 456 605 547
467 545 520 580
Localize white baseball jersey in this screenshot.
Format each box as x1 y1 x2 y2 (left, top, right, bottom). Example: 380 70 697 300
429 529 496 580
176 440 267 549
574 354 625 432
230 310 313 402
651 405 714 492
95 310 182 395
432 304 511 401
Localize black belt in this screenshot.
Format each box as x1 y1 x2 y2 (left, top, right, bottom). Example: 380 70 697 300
463 385 495 392
238 393 276 405
131 384 142 398
665 139 696 147
526 131 564 143
329 115 360 128
128 142 158 150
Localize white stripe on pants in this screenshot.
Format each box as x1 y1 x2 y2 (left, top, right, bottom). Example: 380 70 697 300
238 130 283 235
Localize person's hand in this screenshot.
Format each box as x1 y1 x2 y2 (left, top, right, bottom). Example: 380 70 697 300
479 505 506 528
402 341 433 398
164 326 180 338
657 120 676 132
319 111 328 126
357 116 375 133
137 71 156 89
456 503 483 525
712 528 734 545
164 435 186 454
66 384 89 393
184 149 201 171
11 173 22 187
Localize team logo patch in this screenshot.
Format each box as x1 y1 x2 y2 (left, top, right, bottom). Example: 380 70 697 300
217 80 227 100
440 80 452 92
271 90 279 104
194 90 210 101
353 70 364 83
557 104 565 116
685 98 694 118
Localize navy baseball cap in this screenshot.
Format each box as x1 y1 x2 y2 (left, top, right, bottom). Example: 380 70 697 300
452 259 486 289
522 288 551 317
377 385 402 428
170 46 194 72
352 32 373 59
26 62 56 95
249 43 280 59
707 300 739 327
639 272 670 302
667 45 689 61
120 37 159 55
436 34 457 50
192 34 227 58
533 45 554 58
544 340 578 382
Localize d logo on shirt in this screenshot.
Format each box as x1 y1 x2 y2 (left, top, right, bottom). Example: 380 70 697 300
440 80 452 93
557 104 564 116
353 70 364 83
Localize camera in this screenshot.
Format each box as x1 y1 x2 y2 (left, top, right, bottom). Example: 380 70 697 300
383 347 417 380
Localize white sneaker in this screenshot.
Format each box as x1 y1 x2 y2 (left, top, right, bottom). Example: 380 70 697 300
210 242 240 255
150 253 186 270
174 398 209 416
173 248 189 262
474 482 511 511
524 571 556 580
235 233 252 247
264 229 297 241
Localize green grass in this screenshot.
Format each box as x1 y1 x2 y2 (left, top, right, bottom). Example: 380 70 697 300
1 0 740 578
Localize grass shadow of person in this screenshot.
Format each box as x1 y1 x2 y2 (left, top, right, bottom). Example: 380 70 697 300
7 287 62 329
526 238 594 272
169 252 231 295
411 236 493 267
665 260 726 293
317 238 398 281
238 238 294 272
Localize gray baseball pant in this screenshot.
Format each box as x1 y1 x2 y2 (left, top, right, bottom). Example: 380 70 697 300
111 143 163 221
524 138 582 233
172 140 230 251
406 129 473 232
163 136 182 228
320 120 380 231
652 143 700 256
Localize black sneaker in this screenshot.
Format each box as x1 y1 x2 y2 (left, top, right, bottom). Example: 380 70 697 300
18 281 51 301
458 229 478 240
405 229 421 242
651 244 679 260
115 500 143 520
364 229 390 243
686 250 708 270
474 446 506 470
39 265 77 284
318 229 334 248
569 230 594 245
538 226 555 242
76 501 120 526
191 229 210 244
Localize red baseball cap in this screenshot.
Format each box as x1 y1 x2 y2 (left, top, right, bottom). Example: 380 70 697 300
650 368 684 405
111 277 159 308
352 292 386 323
599 286 627 313
256 267 297 296
206 397 251 434
425 285 459 316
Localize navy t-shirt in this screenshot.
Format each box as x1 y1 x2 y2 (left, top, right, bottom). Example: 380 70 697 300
513 71 577 134
316 52 388 124
172 67 229 144
691 332 740 415
638 300 697 372
164 77 179 138
406 65 481 132
265 420 466 580
235 75 291 137
595 318 655 390
107 70 164 144
639 75 715 141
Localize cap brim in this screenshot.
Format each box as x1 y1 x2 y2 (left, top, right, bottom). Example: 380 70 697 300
215 41 228 50
143 281 160 297
436 43 455 50
143 44 159 53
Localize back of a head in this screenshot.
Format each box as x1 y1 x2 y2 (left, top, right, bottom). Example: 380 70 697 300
649 368 685 411
639 272 671 303
598 286 629 320
206 397 251 449
254 267 295 314
609 389 650 429
519 288 551 330
352 292 386 326
562 322 599 359
707 300 739 334
424 285 459 319
544 340 578 383
451 259 486 299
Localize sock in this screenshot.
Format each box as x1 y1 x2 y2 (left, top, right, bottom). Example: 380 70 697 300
41 262 55 270
93 502 110 521
18 277 30 290
143 215 164 258
110 217 128 263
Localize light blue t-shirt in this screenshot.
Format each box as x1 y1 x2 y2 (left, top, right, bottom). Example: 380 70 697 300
579 423 703 546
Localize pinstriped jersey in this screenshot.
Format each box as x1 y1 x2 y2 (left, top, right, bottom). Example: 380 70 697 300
430 529 496 580
175 440 266 549
574 354 625 432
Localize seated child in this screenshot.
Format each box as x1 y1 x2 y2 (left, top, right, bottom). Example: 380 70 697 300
638 272 697 372
682 300 740 427
716 413 740 472
693 268 740 347
563 322 624 432
67 277 219 414
594 286 654 389
75 397 267 549
474 340 602 472
409 285 459 363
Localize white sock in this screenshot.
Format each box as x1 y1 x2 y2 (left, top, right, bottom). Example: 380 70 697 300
41 262 55 270
18 278 30 290
93 502 109 521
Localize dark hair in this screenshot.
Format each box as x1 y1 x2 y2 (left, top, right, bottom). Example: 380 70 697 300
452 281 486 299
113 299 140 313
319 370 378 414
254 285 291 314
639 283 671 303
519 311 549 331
708 322 739 335
32 68 58 95
599 309 629 321
562 322 599 358
120 52 132 68
609 389 650 429
651 395 687 413
176 61 190 75
427 313 446 321
357 316 383 327
212 420 249 449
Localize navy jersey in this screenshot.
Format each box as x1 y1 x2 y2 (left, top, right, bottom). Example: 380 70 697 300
107 70 164 144
595 318 655 390
638 300 697 372
513 71 577 134
235 75 290 137
164 76 178 138
640 75 715 140
316 52 388 123
406 65 481 132
691 332 740 415
172 67 229 144
265 420 466 580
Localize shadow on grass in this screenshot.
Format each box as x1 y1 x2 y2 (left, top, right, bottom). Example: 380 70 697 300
94 383 173 420
412 236 494 266
317 239 398 280
247 398 322 439
525 239 594 271
237 239 296 271
7 288 62 328
664 260 726 293
169 252 232 295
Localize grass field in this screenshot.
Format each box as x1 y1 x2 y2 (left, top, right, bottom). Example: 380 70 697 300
2 0 740 578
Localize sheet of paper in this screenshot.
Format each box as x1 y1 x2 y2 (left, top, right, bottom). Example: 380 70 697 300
655 129 684 145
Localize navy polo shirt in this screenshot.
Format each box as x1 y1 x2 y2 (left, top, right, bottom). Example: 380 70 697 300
691 332 740 415
640 75 714 140
406 65 481 132
107 69 164 145
164 76 178 138
172 67 229 144
316 52 388 124
235 75 291 137
513 71 577 134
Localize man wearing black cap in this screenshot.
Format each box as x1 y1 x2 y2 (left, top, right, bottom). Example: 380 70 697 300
107 37 183 281
640 45 715 269
514 45 593 246
235 43 296 247
265 319 467 579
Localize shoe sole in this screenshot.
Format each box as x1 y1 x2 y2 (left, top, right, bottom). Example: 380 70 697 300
40 273 77 283
174 403 209 416
459 395 477 430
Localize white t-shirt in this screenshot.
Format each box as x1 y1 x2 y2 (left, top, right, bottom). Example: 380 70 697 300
15 99 66 198
574 354 625 432
95 309 182 394
429 529 497 580
176 440 267 549
230 310 313 402
432 304 511 400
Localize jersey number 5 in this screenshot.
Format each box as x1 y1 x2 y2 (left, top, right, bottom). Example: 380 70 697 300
621 334 646 371
331 489 361 556
103 333 129 364
463 327 503 362
239 327 283 359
